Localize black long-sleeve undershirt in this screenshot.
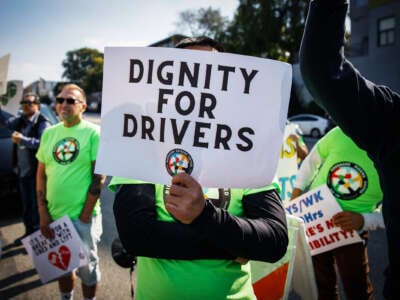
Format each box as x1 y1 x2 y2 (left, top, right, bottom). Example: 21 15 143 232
113 184 288 263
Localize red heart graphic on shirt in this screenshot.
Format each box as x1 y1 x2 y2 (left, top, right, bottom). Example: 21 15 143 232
48 245 71 270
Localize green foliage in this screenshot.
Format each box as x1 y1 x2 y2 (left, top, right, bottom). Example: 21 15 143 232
61 48 104 93
175 7 229 38
217 0 309 63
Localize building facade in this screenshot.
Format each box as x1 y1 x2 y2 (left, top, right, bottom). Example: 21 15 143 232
349 0 400 90
295 0 400 105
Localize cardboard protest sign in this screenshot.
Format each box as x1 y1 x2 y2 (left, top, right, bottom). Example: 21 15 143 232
22 216 88 283
275 123 299 202
0 54 10 95
1 80 23 116
251 215 300 300
96 47 292 188
251 215 317 300
284 184 362 256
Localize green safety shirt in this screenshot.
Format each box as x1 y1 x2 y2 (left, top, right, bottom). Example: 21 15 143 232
109 177 280 300
36 120 100 220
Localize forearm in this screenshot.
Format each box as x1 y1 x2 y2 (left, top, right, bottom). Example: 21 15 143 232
113 184 234 260
297 143 309 161
191 189 288 262
293 146 322 190
36 162 53 238
36 162 49 215
20 136 41 149
19 120 50 149
80 172 105 222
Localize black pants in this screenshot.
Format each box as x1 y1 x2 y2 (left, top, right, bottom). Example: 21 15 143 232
18 176 39 234
312 232 374 300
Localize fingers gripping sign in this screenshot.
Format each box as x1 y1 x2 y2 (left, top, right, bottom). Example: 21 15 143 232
165 173 206 224
332 211 364 231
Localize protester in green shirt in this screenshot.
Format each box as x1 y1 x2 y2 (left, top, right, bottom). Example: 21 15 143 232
291 126 384 299
36 84 105 300
110 37 288 300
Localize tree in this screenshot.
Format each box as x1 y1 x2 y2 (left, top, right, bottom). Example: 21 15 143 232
61 48 104 94
175 7 229 38
217 0 308 63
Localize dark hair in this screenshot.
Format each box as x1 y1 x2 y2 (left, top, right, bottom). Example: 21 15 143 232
23 92 40 103
175 36 225 52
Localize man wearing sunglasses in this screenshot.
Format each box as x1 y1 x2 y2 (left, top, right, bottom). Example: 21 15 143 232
36 84 105 300
0 92 51 241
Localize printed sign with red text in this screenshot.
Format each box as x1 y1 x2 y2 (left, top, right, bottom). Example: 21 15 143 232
284 184 362 255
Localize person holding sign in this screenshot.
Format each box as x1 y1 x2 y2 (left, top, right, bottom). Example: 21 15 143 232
110 37 289 300
0 92 51 240
300 1 400 298
36 84 105 300
291 126 384 299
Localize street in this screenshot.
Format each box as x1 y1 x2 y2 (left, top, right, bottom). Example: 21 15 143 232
0 114 388 299
0 177 136 299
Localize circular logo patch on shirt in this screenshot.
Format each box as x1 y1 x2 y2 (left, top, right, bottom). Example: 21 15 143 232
53 137 80 165
165 148 193 176
327 161 368 200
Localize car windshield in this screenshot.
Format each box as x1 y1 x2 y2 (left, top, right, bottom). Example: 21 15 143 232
40 104 59 124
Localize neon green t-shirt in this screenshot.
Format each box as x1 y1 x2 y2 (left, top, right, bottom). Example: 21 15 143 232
109 177 279 300
36 120 100 220
310 127 383 213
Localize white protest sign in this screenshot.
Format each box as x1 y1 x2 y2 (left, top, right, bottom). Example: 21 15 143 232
284 184 362 256
0 54 10 95
22 216 88 283
275 123 299 202
96 47 292 188
1 80 23 116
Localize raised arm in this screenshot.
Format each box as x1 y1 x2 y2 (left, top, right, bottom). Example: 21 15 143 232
299 0 400 159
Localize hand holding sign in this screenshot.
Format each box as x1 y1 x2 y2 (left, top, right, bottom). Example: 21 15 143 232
165 173 206 224
285 185 362 255
332 211 364 231
22 216 88 283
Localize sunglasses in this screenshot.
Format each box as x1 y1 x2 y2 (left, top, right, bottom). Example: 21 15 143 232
20 100 37 105
56 97 82 105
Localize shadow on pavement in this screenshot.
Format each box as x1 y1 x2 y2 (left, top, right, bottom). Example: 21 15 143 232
1 246 27 259
0 269 38 290
0 277 43 298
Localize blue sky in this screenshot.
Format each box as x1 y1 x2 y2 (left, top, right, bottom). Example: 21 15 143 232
0 0 238 86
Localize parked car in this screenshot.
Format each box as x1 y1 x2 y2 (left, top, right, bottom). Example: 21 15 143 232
0 104 58 210
288 114 329 138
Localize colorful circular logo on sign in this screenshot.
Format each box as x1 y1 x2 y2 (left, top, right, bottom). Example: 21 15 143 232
53 137 80 165
165 148 193 176
327 161 368 200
